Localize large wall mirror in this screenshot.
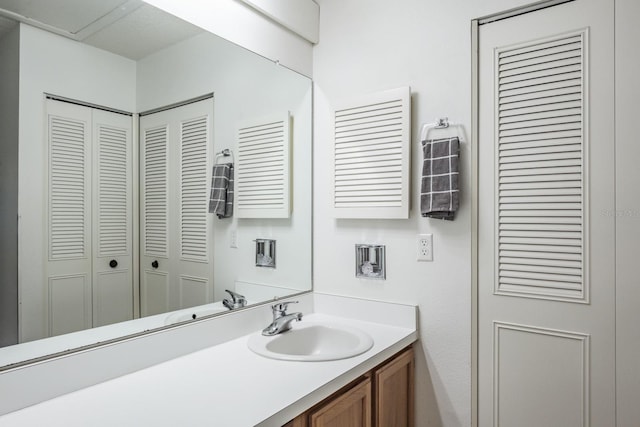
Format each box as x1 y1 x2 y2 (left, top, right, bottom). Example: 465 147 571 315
0 0 312 369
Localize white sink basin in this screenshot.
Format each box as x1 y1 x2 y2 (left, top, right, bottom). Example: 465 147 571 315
164 305 229 325
247 321 374 362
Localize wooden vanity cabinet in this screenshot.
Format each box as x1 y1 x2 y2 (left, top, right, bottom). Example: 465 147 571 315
285 346 414 427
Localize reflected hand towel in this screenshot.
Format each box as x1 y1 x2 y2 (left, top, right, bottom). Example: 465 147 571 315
209 163 234 218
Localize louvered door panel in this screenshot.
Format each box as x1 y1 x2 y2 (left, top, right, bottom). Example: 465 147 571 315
143 126 169 257
180 116 209 261
92 109 133 328
96 124 129 256
49 116 89 260
236 113 291 218
45 100 93 337
495 30 587 301
333 87 410 219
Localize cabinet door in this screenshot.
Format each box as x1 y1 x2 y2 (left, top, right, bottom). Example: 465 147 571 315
309 377 372 427
375 347 414 427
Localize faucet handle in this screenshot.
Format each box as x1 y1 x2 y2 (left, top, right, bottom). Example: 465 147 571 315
271 300 298 315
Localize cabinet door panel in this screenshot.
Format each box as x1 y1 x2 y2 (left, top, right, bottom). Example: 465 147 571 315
310 378 371 427
375 347 414 427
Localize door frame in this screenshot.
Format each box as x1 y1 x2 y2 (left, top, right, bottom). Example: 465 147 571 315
470 2 576 426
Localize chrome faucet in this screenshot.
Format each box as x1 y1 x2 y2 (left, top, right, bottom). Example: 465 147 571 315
222 289 247 310
262 301 302 336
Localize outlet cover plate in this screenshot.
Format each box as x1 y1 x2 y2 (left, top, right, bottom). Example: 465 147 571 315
417 234 433 262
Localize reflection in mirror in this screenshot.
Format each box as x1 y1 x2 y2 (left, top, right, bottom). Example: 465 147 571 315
0 0 312 369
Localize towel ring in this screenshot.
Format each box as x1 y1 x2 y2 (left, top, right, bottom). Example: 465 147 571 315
215 148 234 164
420 117 466 143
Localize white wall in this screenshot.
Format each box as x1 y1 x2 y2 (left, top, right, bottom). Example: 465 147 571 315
18 24 137 342
615 0 640 424
0 25 20 347
136 32 312 302
239 0 320 43
142 0 314 77
312 1 548 426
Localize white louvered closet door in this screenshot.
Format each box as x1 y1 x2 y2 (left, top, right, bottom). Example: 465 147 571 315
478 1 615 426
140 112 170 316
45 100 133 336
92 109 133 327
140 98 213 316
46 100 93 337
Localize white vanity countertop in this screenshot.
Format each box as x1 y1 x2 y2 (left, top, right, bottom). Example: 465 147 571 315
0 310 417 426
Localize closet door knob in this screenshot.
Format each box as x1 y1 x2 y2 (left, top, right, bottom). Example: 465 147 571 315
109 259 118 268
151 260 159 269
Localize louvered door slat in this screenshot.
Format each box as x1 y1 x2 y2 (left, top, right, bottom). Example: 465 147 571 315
500 108 582 125
499 64 582 86
495 30 587 301
499 57 582 79
499 101 582 118
333 87 410 218
498 43 581 67
236 113 291 218
49 116 88 259
144 126 168 256
499 256 581 269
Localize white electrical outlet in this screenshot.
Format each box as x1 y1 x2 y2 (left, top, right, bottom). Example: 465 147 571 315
230 229 238 248
417 234 433 261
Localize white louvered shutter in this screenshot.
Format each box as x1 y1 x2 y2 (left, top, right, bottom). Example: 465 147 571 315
236 113 291 218
143 125 169 257
495 30 587 301
332 86 410 219
180 116 209 261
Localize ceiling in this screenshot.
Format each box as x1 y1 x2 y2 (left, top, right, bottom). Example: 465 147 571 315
0 0 203 60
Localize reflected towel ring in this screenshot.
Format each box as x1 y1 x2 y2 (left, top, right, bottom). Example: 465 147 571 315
215 148 234 164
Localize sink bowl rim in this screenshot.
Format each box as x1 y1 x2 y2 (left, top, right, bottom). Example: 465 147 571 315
247 321 374 362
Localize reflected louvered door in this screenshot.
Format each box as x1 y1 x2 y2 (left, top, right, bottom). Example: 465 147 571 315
45 100 134 335
175 100 213 310
92 109 133 327
140 112 170 316
46 100 93 336
140 98 213 315
478 1 615 426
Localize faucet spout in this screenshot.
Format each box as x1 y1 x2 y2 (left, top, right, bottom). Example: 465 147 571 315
222 289 247 310
262 300 302 336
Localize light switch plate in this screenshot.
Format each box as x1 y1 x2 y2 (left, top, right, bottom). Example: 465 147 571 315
230 229 238 248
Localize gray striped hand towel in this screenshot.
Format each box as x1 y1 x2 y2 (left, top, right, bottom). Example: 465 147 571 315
420 137 460 220
209 163 234 219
